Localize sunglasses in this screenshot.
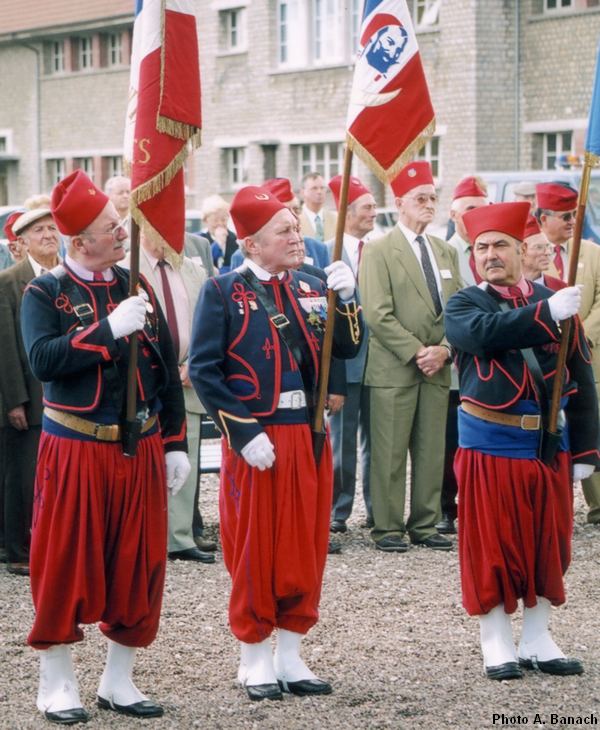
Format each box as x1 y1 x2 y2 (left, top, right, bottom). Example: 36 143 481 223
549 211 577 222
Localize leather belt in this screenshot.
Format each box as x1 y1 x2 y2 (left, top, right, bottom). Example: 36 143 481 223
44 407 157 442
461 402 541 431
277 390 307 410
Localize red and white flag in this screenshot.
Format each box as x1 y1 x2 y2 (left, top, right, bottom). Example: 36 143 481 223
347 0 435 181
124 0 202 254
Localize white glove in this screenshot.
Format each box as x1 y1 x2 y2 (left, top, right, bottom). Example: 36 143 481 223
107 296 146 339
573 463 595 482
165 451 191 496
547 286 582 322
241 432 275 471
324 260 355 301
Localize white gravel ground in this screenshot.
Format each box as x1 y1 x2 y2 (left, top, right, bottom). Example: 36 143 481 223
2 474 600 729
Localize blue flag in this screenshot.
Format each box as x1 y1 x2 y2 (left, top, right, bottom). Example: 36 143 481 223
586 41 600 155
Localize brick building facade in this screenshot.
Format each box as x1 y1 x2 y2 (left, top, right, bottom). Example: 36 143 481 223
0 0 598 220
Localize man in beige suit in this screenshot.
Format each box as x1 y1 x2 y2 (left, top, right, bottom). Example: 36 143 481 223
359 161 462 553
125 235 216 562
538 181 600 524
299 172 337 242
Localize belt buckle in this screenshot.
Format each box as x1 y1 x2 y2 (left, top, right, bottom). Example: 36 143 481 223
290 391 303 409
520 414 540 431
73 303 94 319
270 313 290 329
95 423 120 441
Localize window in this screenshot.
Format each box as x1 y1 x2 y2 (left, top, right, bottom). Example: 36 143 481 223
51 41 65 73
350 0 362 54
413 0 441 27
74 157 94 179
107 33 122 66
415 136 441 179
278 0 308 66
296 142 344 180
105 156 123 178
313 0 343 64
219 8 247 52
223 147 246 188
47 159 66 187
0 137 6 154
79 37 93 70
544 0 572 9
533 132 573 170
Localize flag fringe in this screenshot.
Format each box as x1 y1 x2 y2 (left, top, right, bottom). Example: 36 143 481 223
130 144 189 206
347 118 436 183
584 150 599 167
130 206 185 269
156 116 202 147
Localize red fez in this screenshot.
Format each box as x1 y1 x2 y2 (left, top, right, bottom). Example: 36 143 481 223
452 176 487 201
262 178 295 204
390 161 434 198
3 211 23 242
51 170 109 235
230 186 286 239
463 202 531 243
523 214 542 240
536 182 578 212
328 174 371 210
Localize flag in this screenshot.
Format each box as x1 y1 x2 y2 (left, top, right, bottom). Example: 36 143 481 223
124 0 202 254
586 40 600 157
346 0 435 182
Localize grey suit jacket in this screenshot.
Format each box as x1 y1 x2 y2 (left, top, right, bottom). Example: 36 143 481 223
359 226 463 388
184 233 215 277
124 249 208 414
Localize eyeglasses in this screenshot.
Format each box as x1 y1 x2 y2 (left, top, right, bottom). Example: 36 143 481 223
403 194 438 206
548 211 577 222
82 222 127 240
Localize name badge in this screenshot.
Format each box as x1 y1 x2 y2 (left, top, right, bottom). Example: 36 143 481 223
299 296 328 314
440 269 453 280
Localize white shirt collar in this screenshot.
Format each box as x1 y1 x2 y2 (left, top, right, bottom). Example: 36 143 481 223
397 218 426 245
65 254 113 281
303 206 324 225
28 254 46 278
244 258 285 281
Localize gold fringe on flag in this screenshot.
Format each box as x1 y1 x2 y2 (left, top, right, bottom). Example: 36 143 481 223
347 118 436 184
156 117 202 146
129 145 190 206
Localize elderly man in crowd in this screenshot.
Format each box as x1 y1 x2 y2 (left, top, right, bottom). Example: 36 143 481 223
299 172 337 242
360 161 462 553
446 201 598 680
0 208 60 576
21 170 189 724
189 185 362 701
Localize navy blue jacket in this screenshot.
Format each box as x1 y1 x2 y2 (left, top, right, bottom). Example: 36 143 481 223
189 268 363 453
20 264 187 452
445 283 600 465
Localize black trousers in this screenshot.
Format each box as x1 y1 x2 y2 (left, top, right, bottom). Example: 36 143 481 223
440 390 460 521
4 425 40 563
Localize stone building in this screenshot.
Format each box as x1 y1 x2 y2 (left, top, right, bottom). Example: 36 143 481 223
0 0 598 219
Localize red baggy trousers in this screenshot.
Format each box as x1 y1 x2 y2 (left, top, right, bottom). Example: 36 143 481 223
220 424 333 643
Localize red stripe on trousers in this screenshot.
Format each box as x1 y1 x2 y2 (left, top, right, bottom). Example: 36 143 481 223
27 431 168 649
220 424 333 643
454 448 572 616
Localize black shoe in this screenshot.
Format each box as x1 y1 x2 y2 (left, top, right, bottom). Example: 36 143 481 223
194 535 217 552
328 539 342 555
278 678 332 696
413 533 453 551
375 536 409 553
97 695 164 717
7 561 30 575
435 514 457 535
168 547 215 564
244 683 283 701
485 662 523 680
330 520 347 534
519 657 584 675
44 708 90 725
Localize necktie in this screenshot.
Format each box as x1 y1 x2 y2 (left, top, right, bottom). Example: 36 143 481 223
314 214 324 242
415 235 442 316
93 271 104 282
157 260 180 359
506 286 526 306
356 240 364 278
467 249 482 284
553 244 565 281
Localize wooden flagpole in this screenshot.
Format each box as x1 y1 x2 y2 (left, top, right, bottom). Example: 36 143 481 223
547 152 596 436
312 145 354 463
123 217 141 455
